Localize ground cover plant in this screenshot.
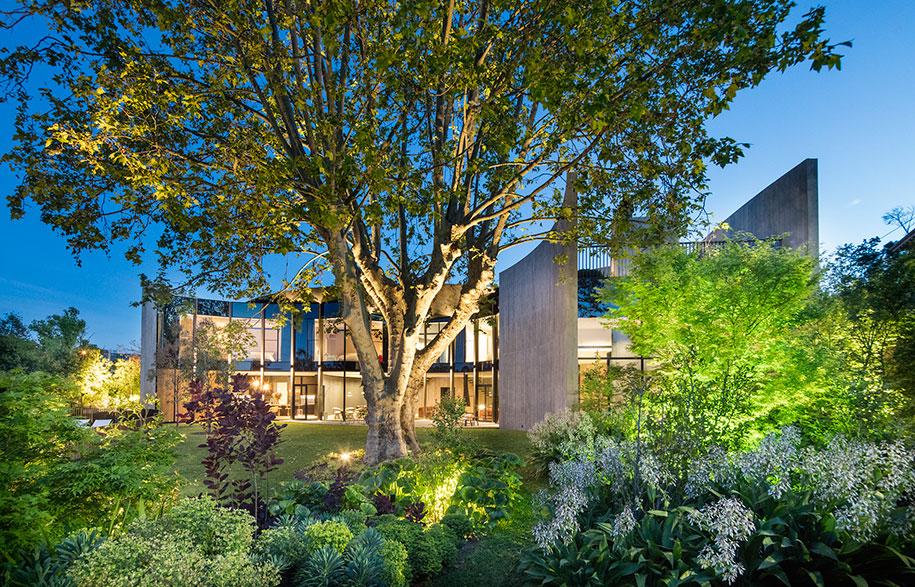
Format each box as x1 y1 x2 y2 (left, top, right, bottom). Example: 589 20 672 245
521 424 915 586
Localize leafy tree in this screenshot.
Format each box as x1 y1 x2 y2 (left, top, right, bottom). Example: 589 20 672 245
602 238 817 454
826 236 915 420
75 351 144 414
0 312 41 372
0 308 90 375
29 307 90 376
1 0 846 462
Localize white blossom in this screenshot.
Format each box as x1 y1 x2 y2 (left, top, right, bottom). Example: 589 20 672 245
689 497 755 584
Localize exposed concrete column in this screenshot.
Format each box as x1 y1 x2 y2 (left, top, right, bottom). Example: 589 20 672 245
498 173 579 430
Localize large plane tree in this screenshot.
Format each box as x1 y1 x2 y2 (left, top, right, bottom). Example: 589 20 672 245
1 0 844 462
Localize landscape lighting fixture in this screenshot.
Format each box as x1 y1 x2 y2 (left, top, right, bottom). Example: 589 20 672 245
340 452 351 461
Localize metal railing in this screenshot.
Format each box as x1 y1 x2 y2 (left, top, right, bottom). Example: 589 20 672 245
578 239 774 277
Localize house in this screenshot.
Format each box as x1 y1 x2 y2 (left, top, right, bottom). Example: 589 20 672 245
140 160 819 429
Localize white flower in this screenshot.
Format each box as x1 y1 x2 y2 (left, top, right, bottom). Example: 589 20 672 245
689 497 755 584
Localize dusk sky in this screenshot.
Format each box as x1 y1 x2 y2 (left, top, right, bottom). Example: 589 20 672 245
1 0 912 350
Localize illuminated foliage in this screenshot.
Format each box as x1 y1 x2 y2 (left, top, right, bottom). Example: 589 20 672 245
602 239 817 452
1 0 846 462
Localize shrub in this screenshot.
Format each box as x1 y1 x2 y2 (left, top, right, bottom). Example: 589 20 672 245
253 524 306 571
269 479 328 518
377 537 409 587
447 450 524 529
431 396 475 453
181 376 285 519
147 497 255 556
528 409 599 476
70 501 277 587
2 528 104 587
525 427 915 586
426 523 459 568
296 545 344 587
304 520 353 556
359 449 523 527
373 516 457 580
441 512 476 540
70 531 207 587
0 371 180 554
336 509 369 536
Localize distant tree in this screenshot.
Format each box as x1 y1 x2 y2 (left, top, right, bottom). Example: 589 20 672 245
29 307 90 376
0 312 41 372
1 0 846 462
827 236 915 406
883 205 915 234
0 307 90 375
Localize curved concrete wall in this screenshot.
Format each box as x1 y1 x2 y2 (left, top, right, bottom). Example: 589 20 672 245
498 179 579 430
708 159 819 258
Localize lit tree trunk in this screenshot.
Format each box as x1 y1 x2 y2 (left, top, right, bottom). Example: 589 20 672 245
364 378 408 462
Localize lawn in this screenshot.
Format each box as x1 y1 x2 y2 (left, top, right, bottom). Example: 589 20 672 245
173 422 536 495
172 421 542 585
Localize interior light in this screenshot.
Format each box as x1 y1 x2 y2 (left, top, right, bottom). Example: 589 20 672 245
478 404 486 410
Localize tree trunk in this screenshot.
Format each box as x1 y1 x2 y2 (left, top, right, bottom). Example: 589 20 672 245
364 379 408 463
401 386 421 454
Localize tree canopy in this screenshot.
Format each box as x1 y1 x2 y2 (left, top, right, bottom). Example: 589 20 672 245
1 0 845 461
602 238 817 451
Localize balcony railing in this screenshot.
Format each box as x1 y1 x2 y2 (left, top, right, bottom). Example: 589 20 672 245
578 238 774 277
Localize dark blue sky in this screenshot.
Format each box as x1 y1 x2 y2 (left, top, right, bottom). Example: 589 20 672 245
2 0 912 350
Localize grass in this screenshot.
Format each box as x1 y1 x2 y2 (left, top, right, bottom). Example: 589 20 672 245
173 421 537 494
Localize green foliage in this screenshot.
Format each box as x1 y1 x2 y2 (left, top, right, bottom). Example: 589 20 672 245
145 497 256 556
359 449 523 527
0 371 84 552
1 528 104 587
448 450 525 530
296 546 345 587
441 513 476 540
70 498 277 587
26 307 91 377
431 396 474 453
528 410 600 476
827 237 915 427
1 371 179 555
253 525 307 571
70 530 279 587
377 537 409 587
526 427 915 586
359 451 465 523
603 238 817 454
304 520 354 556
373 516 460 580
2 0 846 461
0 312 41 373
269 479 329 518
74 353 143 415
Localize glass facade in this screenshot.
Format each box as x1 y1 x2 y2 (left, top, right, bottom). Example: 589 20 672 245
155 296 499 423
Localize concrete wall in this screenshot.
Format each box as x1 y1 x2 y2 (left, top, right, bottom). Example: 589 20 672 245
140 301 157 406
707 159 819 258
498 177 579 430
